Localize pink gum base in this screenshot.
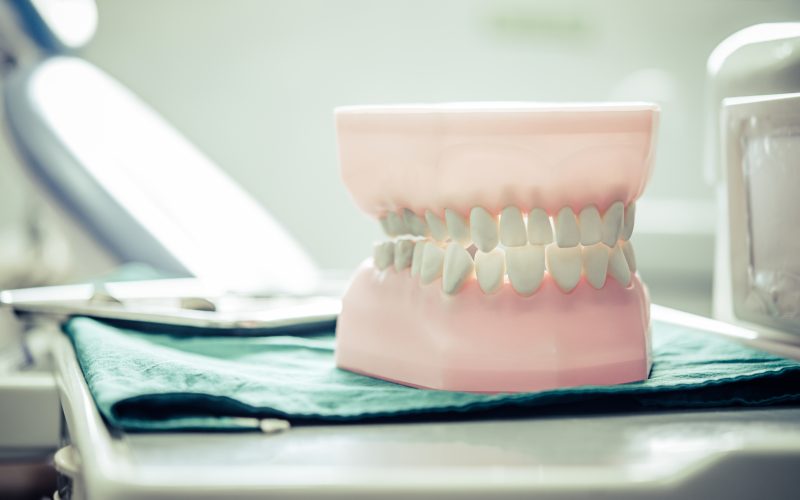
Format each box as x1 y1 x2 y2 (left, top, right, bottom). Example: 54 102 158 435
336 106 659 217
336 261 652 393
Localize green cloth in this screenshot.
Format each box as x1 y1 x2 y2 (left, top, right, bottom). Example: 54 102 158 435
65 317 800 432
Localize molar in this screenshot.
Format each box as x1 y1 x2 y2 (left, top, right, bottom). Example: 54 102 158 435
499 206 527 247
470 207 499 252
373 241 395 270
402 208 428 237
527 208 553 245
445 209 471 245
622 203 635 241
601 201 624 246
555 207 580 248
394 239 415 271
546 244 581 293
379 216 392 236
442 242 474 294
578 206 602 246
475 249 505 294
582 243 608 289
622 240 637 272
385 211 408 236
506 245 545 296
420 243 445 284
608 244 631 286
410 241 426 276
425 210 449 241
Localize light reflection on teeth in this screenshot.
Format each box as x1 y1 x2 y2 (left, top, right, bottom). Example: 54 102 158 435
582 243 608 289
410 241 426 276
499 206 527 247
622 203 635 241
578 205 602 246
555 207 580 248
442 242 474 294
506 245 545 296
622 240 636 272
470 207 499 252
403 209 428 237
608 244 631 286
420 243 445 284
445 208 471 245
425 210 449 241
601 201 624 247
475 249 505 294
527 208 553 245
546 244 582 293
373 241 394 270
394 239 415 271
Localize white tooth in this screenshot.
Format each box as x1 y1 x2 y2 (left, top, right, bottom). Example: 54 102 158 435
622 240 637 272
442 243 474 294
373 241 394 270
385 211 408 236
379 216 392 236
394 239 415 271
411 241 426 277
425 210 449 241
527 208 553 244
608 244 631 286
420 243 445 285
622 203 635 241
445 209 471 245
579 205 602 246
582 244 609 289
402 209 428 237
506 245 545 296
499 206 527 247
470 207 499 252
601 201 624 246
555 207 580 248
475 249 505 294
546 244 581 293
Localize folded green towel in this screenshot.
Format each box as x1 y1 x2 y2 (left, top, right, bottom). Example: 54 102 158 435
64 316 800 432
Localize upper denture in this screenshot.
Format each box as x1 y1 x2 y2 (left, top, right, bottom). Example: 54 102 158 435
336 102 658 218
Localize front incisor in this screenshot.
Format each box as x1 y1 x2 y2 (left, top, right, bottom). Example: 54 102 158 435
527 208 553 245
546 244 582 292
475 248 505 294
506 245 545 296
470 207 499 252
499 206 527 247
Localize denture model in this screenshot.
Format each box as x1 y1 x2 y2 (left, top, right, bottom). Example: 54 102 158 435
334 103 659 393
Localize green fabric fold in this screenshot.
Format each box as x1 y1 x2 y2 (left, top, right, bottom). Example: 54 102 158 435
64 317 800 432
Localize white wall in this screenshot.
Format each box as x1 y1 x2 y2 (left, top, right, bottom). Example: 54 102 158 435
1 0 798 311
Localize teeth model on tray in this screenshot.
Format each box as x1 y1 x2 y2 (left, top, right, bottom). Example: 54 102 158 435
334 102 660 393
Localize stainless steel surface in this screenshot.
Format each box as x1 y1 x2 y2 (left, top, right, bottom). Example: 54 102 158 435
1 278 341 333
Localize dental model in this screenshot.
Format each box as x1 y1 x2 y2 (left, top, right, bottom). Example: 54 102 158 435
334 103 659 393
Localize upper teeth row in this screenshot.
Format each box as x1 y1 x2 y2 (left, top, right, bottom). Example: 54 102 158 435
380 203 635 250
373 239 637 295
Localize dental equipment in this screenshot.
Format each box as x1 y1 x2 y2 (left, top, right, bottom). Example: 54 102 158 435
0 0 318 295
709 23 800 345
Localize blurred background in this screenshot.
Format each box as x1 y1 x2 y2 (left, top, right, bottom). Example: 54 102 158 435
1 0 799 316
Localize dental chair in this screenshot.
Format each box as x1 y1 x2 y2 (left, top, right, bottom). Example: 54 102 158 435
1 2 799 499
